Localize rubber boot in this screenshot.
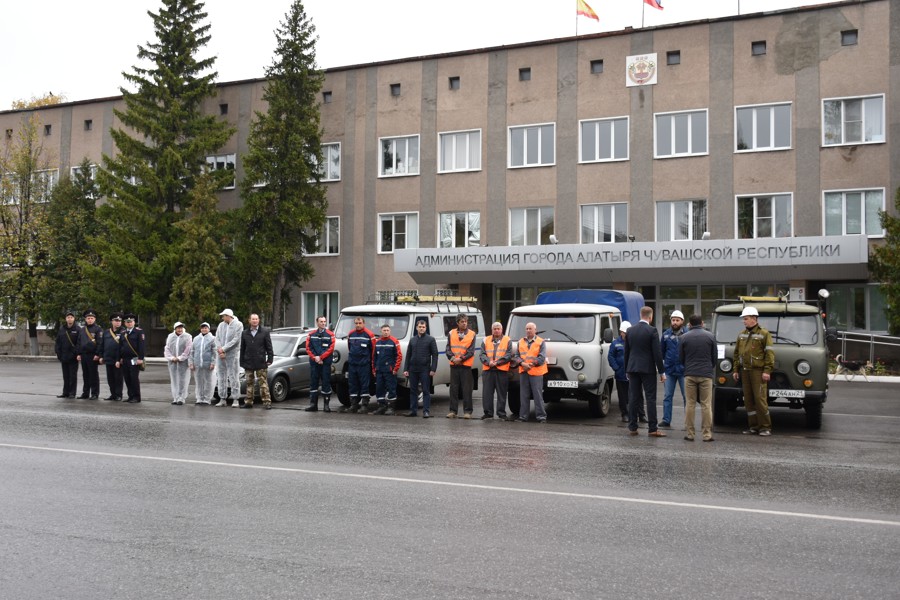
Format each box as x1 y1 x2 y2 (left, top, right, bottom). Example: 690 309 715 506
323 395 332 413
358 399 370 414
384 400 396 416
339 398 356 413
304 392 318 412
373 403 388 415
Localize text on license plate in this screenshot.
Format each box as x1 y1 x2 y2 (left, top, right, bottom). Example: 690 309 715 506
769 389 805 398
547 380 578 388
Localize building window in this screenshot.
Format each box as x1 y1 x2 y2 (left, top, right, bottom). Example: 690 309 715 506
205 153 236 188
519 67 531 81
70 165 97 199
219 103 228 116
84 119 93 131
581 203 627 243
579 117 628 162
737 194 792 239
510 207 554 246
735 103 791 152
448 76 460 90
826 284 888 332
302 291 339 329
655 109 708 158
322 91 332 103
44 124 52 136
666 51 680 65
390 83 401 96
508 123 555 168
656 200 707 241
440 211 480 248
841 29 858 46
316 143 341 182
307 216 340 256
824 189 884 237
34 169 60 203
379 135 419 177
823 95 885 146
751 41 767 56
439 129 481 173
379 212 419 253
590 59 604 74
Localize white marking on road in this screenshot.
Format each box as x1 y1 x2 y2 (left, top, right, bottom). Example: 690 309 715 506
3 442 899 527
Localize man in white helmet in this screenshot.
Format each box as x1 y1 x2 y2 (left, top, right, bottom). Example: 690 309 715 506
659 309 687 428
733 306 775 436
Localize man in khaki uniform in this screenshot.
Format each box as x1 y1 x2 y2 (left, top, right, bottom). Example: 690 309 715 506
732 306 775 436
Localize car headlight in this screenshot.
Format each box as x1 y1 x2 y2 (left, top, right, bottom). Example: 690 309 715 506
719 359 733 373
571 356 584 371
796 360 811 375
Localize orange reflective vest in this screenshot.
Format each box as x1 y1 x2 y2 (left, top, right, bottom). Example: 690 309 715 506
448 329 476 367
518 336 548 376
482 336 511 371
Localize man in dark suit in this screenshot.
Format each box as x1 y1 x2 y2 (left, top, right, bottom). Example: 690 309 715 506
624 306 667 437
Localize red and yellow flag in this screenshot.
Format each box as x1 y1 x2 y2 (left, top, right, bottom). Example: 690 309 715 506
644 0 664 9
577 0 599 21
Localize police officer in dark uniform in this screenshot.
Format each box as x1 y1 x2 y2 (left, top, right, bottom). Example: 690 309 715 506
76 309 103 399
117 313 145 403
98 313 125 401
55 310 81 398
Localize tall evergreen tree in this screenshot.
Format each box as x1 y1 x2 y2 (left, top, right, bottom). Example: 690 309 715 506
0 115 54 355
234 0 327 326
91 0 234 314
869 187 900 335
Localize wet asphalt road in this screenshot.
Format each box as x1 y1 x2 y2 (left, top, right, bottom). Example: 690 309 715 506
1 359 899 599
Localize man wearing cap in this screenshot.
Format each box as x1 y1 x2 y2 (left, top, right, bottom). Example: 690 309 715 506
54 310 81 399
240 313 274 409
733 306 775 436
190 322 217 405
445 314 477 419
478 321 513 420
164 322 193 405
97 313 126 401
117 313 145 403
75 309 103 399
659 310 687 428
214 308 243 406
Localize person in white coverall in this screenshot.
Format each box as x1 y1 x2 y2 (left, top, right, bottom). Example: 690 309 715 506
214 308 243 406
164 322 192 405
189 322 217 405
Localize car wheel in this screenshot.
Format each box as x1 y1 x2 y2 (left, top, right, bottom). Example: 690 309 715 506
271 375 289 403
587 380 611 418
713 395 730 426
507 384 521 416
335 380 351 406
804 400 823 430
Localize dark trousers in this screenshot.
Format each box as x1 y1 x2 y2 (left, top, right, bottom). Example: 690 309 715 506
105 363 123 398
448 366 473 414
60 359 78 396
122 362 141 400
80 354 100 396
347 363 371 400
481 369 509 416
375 370 397 403
309 360 332 401
628 372 658 432
407 370 432 414
616 378 644 419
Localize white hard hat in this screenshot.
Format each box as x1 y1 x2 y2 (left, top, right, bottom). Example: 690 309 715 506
619 320 631 332
219 308 234 317
671 310 684 320
741 307 759 317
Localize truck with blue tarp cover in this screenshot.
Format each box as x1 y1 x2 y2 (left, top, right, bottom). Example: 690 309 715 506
536 290 644 325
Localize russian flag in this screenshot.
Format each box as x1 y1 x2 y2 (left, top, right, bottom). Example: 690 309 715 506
645 0 663 9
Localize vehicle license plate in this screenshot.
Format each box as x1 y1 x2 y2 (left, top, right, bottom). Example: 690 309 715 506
769 389 805 398
547 380 577 388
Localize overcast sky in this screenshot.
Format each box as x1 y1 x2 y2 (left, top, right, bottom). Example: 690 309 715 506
2 0 846 110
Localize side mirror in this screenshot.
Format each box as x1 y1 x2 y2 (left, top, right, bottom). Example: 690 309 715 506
297 347 308 357
825 327 838 342
602 327 614 343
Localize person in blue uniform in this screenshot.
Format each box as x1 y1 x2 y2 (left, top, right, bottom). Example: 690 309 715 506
117 313 145 403
55 310 81 398
341 317 375 414
97 313 125 401
76 309 103 399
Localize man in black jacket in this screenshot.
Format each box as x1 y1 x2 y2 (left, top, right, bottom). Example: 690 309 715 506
239 313 274 409
76 309 103 399
97 313 125 401
624 306 667 437
55 310 81 398
402 319 439 418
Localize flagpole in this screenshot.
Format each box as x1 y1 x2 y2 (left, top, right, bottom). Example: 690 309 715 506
576 0 579 36
642 1 646 28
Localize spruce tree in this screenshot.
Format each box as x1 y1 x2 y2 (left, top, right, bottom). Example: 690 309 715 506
234 0 327 326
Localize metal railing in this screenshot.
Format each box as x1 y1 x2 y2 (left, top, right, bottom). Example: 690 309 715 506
833 331 900 365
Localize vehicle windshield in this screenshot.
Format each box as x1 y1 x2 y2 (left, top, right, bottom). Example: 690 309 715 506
507 314 595 343
714 314 820 345
271 334 300 357
335 313 411 339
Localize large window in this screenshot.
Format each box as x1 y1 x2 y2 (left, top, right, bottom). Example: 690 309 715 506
317 143 341 181
655 110 708 158
307 216 340 256
656 200 707 241
579 117 628 162
379 135 419 177
378 213 419 253
581 203 628 243
439 211 480 248
439 129 481 172
301 292 339 329
824 189 884 237
822 95 885 146
737 194 792 239
205 153 236 188
510 207 554 246
509 123 555 168
735 103 791 152
826 284 888 333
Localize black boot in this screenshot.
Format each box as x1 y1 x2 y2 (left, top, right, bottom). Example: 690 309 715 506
373 403 388 415
304 395 318 412
358 399 370 414
339 398 356 413
384 400 396 416
322 395 331 413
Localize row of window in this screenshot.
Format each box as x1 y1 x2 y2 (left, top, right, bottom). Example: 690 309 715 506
307 188 884 256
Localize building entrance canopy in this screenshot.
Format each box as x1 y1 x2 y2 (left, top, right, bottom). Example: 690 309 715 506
395 236 869 285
